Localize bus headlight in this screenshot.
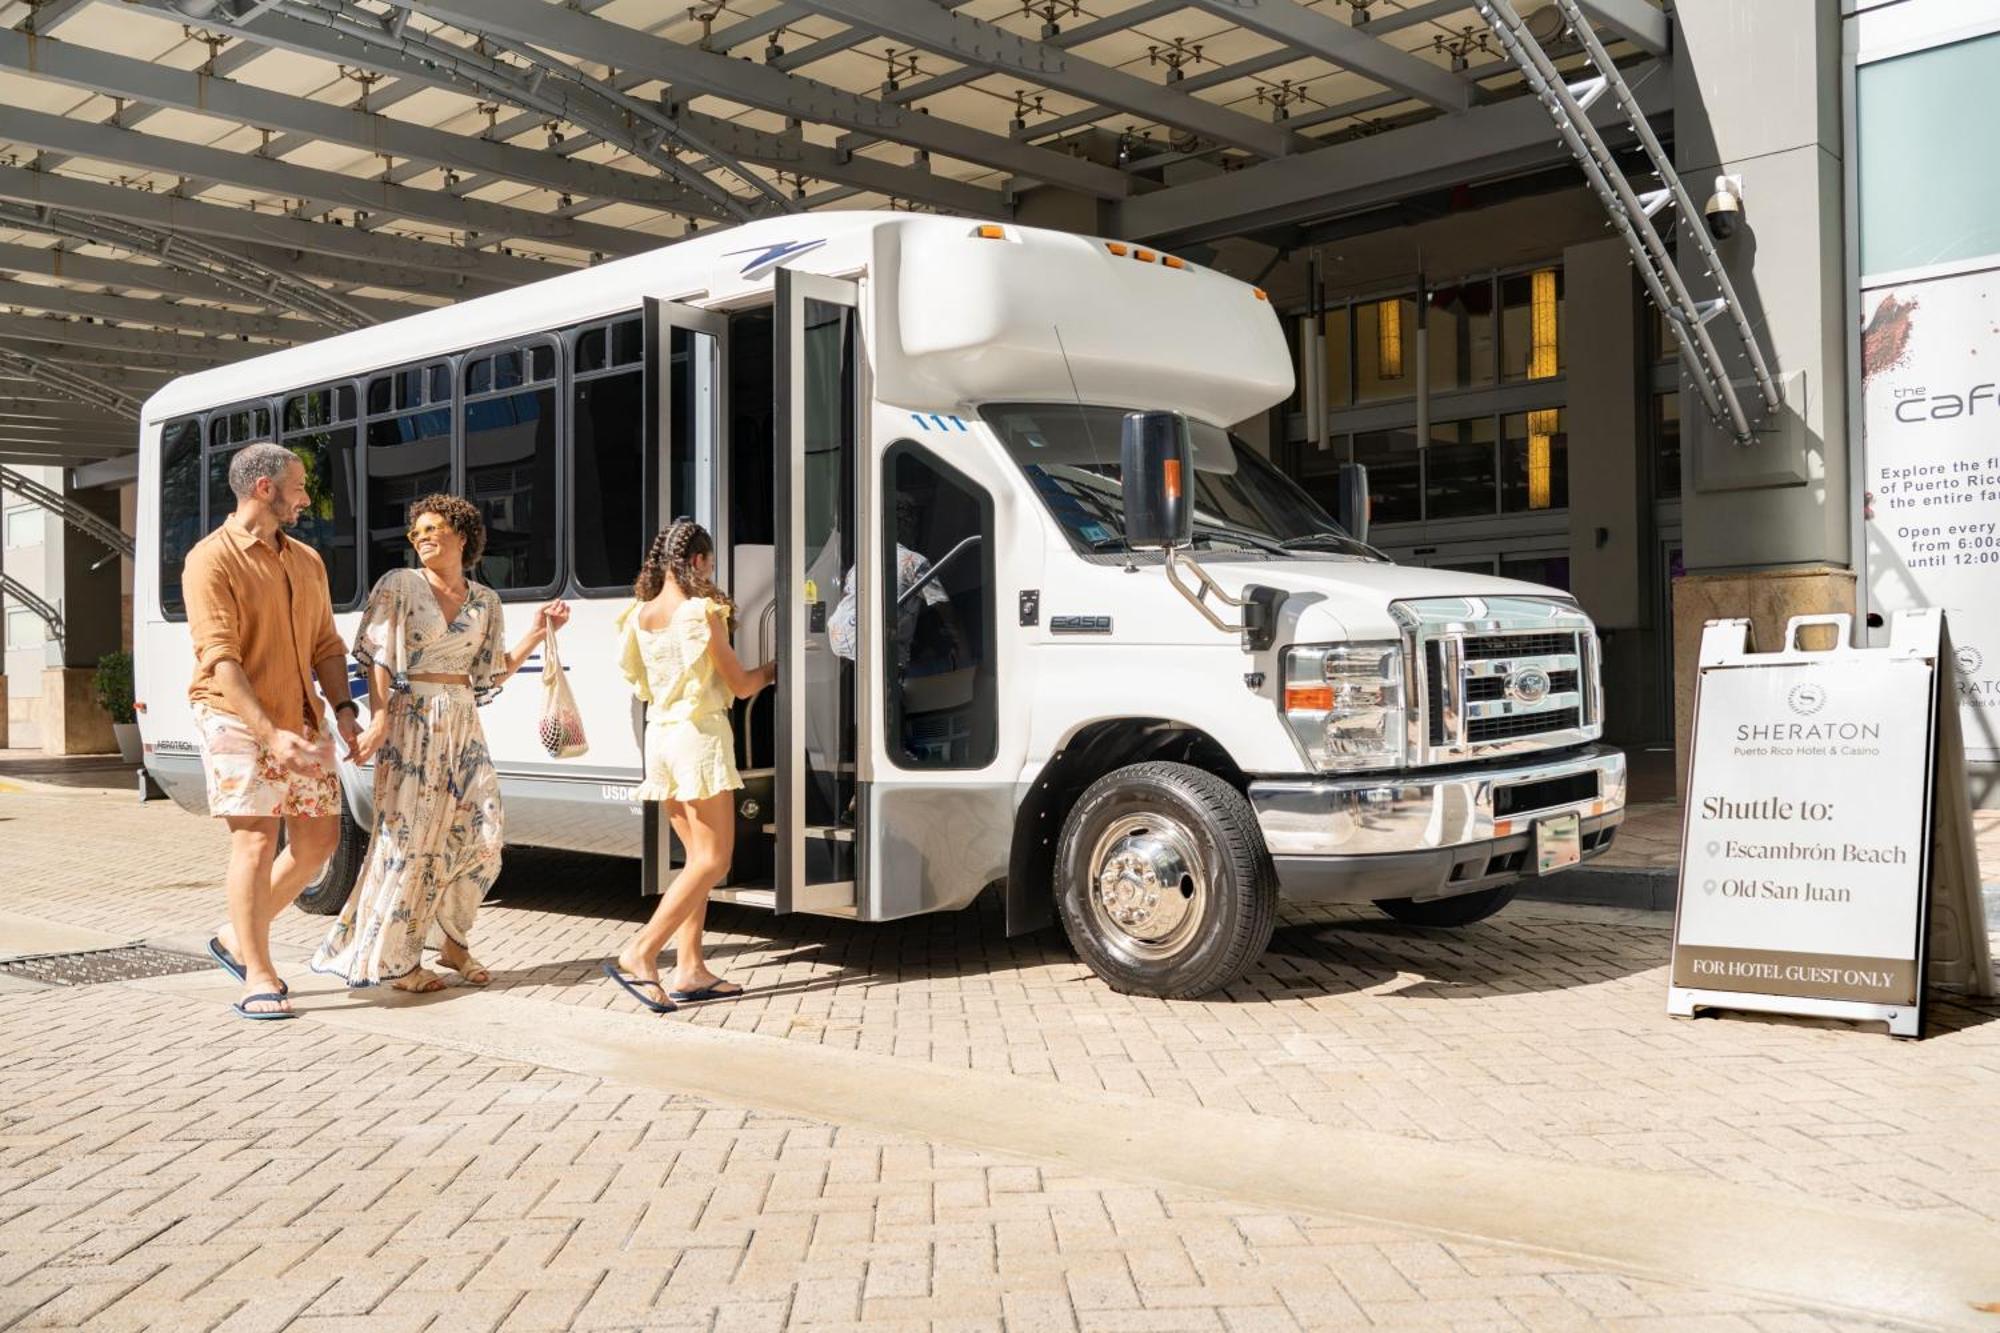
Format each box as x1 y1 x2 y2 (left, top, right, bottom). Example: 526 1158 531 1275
1282 642 1405 772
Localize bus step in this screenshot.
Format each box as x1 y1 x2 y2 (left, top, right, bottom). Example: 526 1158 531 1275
761 824 856 842
711 884 776 910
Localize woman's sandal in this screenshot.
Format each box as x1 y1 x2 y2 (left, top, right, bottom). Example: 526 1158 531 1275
438 950 492 986
390 967 449 994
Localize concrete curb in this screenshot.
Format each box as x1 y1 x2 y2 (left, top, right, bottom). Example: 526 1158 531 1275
1519 864 1679 912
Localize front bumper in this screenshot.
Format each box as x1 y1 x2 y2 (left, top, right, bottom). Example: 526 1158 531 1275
1249 744 1626 905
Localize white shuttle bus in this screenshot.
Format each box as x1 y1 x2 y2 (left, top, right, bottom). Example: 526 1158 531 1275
134 212 1626 998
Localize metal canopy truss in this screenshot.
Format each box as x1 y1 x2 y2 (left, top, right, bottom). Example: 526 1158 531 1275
1188 0 1477 112
1478 0 1780 442
0 345 139 419
398 0 1134 198
0 570 63 644
0 0 1679 475
0 29 729 221
0 236 413 322
802 0 1302 159
0 202 368 331
0 464 133 558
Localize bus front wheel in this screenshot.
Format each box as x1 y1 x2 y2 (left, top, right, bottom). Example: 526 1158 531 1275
1055 761 1277 999
291 803 367 916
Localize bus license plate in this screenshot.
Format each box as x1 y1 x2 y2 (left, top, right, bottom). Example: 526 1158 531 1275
1535 812 1581 875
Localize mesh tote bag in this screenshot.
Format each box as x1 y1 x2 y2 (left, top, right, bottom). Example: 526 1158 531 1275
537 628 588 759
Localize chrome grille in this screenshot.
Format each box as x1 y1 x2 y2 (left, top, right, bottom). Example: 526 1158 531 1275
1469 706 1581 744
1464 632 1571 659
1394 597 1603 764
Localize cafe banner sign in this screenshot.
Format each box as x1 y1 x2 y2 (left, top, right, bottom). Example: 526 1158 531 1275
1670 609 1992 1037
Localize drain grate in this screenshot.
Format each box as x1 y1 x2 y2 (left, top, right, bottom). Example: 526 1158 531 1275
0 945 212 988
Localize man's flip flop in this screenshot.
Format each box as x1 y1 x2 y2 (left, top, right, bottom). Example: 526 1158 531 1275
669 980 746 1004
601 961 676 1013
208 937 287 995
232 992 294 1022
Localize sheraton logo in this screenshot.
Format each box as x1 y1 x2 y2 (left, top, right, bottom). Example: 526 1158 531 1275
1786 683 1826 717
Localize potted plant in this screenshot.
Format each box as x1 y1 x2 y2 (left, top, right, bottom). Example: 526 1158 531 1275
94 651 141 764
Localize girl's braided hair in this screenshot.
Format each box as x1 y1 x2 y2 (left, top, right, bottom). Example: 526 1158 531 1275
634 518 733 617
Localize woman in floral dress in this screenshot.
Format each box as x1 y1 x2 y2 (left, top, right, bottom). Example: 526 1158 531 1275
311 494 568 993
604 519 775 1012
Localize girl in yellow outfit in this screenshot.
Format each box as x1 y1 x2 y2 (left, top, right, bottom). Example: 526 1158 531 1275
605 519 775 1012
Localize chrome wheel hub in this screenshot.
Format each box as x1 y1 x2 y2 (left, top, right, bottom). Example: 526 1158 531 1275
1087 814 1205 961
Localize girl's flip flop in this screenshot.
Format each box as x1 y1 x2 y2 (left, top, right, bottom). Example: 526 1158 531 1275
601 961 676 1014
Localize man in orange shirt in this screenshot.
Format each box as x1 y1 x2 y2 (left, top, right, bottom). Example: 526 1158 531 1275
185 443 361 1019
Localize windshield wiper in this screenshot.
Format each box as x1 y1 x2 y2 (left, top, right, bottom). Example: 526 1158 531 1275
1277 533 1362 552
1191 522 1287 556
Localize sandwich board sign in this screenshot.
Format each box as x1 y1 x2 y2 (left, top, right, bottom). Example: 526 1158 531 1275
1669 609 1993 1037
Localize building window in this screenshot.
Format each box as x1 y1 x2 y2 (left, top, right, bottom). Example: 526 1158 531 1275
1501 268 1565 383
883 443 996 770
1427 279 1497 392
1500 553 1571 591
570 314 647 594
280 384 362 607
1355 426 1421 525
158 417 202 619
1653 391 1681 500
1502 407 1568 512
461 339 559 594
4 507 40 549
1355 296 1418 402
1425 417 1499 519
1857 30 2000 276
5 607 44 651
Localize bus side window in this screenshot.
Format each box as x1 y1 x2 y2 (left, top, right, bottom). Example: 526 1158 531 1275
364 362 453 581
883 443 996 770
158 416 203 619
569 315 645 594
462 339 560 595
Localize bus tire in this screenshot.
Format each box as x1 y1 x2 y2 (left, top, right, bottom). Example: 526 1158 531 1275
1374 885 1516 927
291 803 367 916
1055 761 1277 999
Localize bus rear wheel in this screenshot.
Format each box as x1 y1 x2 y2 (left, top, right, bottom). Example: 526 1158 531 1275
291 802 367 916
1055 761 1277 999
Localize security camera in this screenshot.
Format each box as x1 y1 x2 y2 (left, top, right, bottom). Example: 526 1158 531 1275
1703 175 1744 241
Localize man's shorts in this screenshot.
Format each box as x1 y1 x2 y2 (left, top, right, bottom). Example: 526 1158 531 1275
195 706 342 820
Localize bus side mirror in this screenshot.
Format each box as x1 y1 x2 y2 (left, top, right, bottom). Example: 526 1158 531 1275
1120 411 1193 550
1335 462 1371 545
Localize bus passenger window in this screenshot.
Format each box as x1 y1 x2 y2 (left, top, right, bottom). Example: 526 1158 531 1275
280 384 362 607
570 315 644 593
462 341 559 593
882 444 996 770
158 417 202 619
364 362 452 581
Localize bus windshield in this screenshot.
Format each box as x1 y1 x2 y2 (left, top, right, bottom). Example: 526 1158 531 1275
980 402 1378 559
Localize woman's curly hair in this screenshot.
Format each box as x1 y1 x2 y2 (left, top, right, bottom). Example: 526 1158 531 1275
406 493 485 569
635 518 733 617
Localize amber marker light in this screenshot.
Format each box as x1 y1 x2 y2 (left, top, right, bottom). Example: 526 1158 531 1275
1162 255 1187 269
975 224 1006 239
1285 684 1335 712
1106 242 1129 256
1253 287 1269 301
1134 248 1157 262
1162 457 1182 500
